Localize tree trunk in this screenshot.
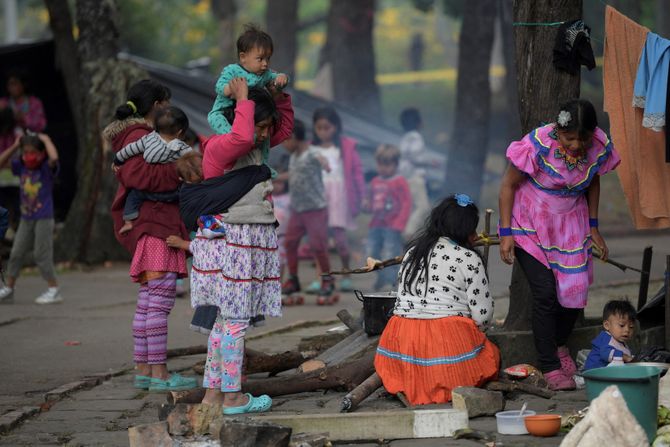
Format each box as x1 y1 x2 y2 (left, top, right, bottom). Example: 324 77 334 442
48 0 147 263
325 0 381 118
504 0 582 331
211 0 237 66
499 0 521 141
43 0 83 140
657 0 670 39
444 0 497 202
265 0 299 81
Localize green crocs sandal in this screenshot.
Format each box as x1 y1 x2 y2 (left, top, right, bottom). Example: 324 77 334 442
305 280 321 295
222 393 272 415
148 373 198 392
133 375 151 389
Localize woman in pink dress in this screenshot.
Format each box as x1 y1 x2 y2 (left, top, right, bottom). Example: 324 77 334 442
498 99 621 391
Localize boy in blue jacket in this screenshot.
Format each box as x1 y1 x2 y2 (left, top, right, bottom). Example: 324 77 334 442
584 300 636 370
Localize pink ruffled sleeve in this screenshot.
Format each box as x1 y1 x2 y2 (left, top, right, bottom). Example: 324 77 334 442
505 134 538 175
597 138 621 176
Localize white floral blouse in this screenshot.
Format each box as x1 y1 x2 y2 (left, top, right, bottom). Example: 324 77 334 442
393 237 493 330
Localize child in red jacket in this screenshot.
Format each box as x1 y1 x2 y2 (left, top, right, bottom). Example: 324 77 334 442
366 144 412 290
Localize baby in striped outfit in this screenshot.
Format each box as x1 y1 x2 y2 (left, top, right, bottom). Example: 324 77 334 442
113 105 192 235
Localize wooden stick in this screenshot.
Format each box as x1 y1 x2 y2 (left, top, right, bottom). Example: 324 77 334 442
328 236 501 276
167 344 207 358
485 380 555 399
340 372 383 412
592 246 649 275
337 309 362 332
482 209 493 268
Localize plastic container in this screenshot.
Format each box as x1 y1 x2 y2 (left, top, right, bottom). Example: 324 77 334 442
495 410 536 434
524 414 561 437
583 365 662 442
354 290 396 335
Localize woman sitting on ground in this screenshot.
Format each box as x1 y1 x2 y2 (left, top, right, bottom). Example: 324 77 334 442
374 194 500 405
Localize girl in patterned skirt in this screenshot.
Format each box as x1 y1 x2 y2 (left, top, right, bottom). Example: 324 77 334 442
172 78 293 414
375 195 499 405
498 99 621 390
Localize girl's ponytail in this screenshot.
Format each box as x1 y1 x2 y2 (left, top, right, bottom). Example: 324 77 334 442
113 80 171 121
114 103 136 120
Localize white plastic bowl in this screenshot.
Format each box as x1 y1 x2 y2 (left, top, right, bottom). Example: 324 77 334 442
495 410 537 435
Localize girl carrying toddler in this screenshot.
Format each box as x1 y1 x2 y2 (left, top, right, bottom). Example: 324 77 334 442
169 78 294 414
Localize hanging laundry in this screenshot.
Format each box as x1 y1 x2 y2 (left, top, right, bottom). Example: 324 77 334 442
603 6 670 229
553 19 596 75
633 33 670 131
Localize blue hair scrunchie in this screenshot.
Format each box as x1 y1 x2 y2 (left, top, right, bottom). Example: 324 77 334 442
454 193 474 207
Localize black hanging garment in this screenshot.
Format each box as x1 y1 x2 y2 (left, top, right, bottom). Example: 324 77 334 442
553 19 596 75
179 164 272 232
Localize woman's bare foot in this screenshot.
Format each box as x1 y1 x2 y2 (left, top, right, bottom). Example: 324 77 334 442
119 221 133 235
201 389 226 405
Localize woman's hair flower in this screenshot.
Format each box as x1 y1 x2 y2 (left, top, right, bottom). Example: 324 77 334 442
557 110 572 127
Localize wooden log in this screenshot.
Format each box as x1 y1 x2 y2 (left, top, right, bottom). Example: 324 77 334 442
167 345 207 358
241 348 376 397
245 349 318 375
340 372 383 412
337 309 361 332
316 330 379 366
168 389 205 405
396 392 413 408
485 380 555 399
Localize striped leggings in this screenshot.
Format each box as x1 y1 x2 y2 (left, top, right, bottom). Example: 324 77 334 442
132 273 177 364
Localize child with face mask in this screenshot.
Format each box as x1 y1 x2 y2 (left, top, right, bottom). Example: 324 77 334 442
0 133 61 304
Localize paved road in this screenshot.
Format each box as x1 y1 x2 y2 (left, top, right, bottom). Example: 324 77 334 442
0 232 668 415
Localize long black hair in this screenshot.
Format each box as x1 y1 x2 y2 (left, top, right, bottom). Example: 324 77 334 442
222 87 279 128
401 195 481 296
312 106 342 148
114 79 171 120
556 99 597 141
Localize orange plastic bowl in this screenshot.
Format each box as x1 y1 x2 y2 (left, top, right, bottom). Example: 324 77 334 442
524 414 561 437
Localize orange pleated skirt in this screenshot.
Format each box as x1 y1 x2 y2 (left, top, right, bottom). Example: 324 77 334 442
374 315 500 405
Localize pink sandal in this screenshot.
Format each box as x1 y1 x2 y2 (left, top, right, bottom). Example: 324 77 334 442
545 369 576 391
557 346 577 377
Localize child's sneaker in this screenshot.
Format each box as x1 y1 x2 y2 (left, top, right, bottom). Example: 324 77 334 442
557 346 577 377
544 369 576 391
317 275 340 306
0 285 14 304
339 278 354 292
305 280 321 295
281 276 304 306
35 287 63 304
281 276 301 295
